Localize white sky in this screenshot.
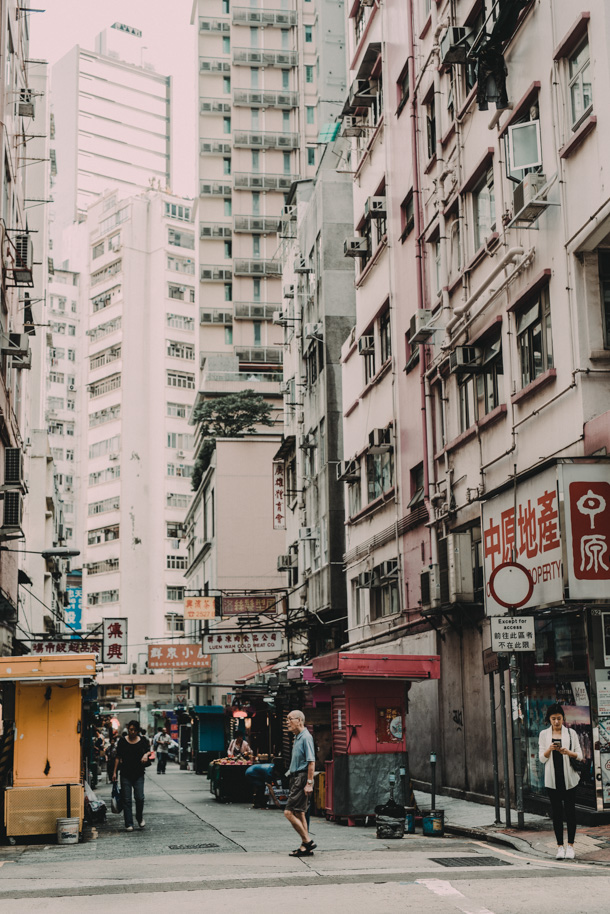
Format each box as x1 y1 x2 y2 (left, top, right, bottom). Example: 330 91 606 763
29 0 197 197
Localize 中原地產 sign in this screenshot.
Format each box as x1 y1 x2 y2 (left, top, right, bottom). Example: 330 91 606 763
559 463 610 600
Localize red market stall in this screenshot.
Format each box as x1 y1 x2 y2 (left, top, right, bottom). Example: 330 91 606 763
311 652 440 824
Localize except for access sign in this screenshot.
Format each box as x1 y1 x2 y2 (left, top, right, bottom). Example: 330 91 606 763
490 616 535 652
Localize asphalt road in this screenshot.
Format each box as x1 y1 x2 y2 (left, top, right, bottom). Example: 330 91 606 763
0 768 608 913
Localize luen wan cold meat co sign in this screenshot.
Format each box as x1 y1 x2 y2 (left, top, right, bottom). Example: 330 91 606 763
482 462 610 615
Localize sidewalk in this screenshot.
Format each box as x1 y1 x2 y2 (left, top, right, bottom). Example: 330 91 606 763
414 789 610 864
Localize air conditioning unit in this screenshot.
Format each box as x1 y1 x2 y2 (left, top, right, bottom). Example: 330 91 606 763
304 322 322 340
336 459 360 483
277 553 297 572
2 490 23 529
440 27 470 65
378 559 399 580
279 380 291 395
14 234 34 283
108 452 119 461
3 447 24 491
299 526 319 541
364 196 387 218
18 90 35 118
69 384 76 391
12 348 32 370
369 427 392 453
349 79 376 108
294 257 311 274
177 450 186 458
299 433 316 450
408 310 434 344
358 334 374 355
356 570 374 589
512 173 547 224
283 284 295 298
344 237 369 258
449 346 480 373
342 116 367 138
447 532 475 603
361 0 375 7
2 333 29 356
273 310 288 326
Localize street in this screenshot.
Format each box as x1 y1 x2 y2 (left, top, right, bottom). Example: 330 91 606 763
0 768 609 913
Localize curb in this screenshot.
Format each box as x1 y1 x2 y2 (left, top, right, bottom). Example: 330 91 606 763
444 823 610 867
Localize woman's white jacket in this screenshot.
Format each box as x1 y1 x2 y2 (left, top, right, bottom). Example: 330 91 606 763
538 725 583 790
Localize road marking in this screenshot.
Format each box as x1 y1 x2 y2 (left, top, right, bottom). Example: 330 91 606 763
417 879 497 914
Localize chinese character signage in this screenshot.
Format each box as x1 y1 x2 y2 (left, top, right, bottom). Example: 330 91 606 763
29 640 101 655
65 587 82 630
376 707 403 744
222 596 277 617
147 644 212 669
560 464 610 600
183 597 218 620
273 460 286 530
203 631 281 653
482 467 562 615
102 618 128 664
490 617 535 652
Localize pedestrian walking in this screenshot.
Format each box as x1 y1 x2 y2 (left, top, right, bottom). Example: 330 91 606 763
284 710 316 857
539 702 583 859
153 727 172 774
113 719 153 831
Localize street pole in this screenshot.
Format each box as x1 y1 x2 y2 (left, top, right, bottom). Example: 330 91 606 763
498 661 512 829
510 652 525 828
488 670 502 824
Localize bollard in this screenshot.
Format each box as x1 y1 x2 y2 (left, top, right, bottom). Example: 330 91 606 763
430 752 436 810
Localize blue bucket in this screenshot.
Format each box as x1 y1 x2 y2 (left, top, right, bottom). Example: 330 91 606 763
405 807 416 834
422 809 444 837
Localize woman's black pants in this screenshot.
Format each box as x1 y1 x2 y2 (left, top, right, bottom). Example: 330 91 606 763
546 786 577 845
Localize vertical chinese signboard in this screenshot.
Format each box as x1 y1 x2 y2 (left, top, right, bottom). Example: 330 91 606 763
560 464 610 600
102 618 128 664
272 460 286 530
482 467 562 615
65 587 82 631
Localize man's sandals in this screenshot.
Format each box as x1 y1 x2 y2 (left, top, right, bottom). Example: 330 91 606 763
289 840 316 857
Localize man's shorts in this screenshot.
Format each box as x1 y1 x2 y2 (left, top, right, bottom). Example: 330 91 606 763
285 770 309 813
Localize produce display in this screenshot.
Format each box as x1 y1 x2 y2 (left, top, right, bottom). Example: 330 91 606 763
208 756 252 803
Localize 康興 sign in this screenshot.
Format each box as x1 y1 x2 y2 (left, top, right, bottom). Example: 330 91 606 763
203 631 281 653
148 643 212 669
102 618 128 664
490 616 535 652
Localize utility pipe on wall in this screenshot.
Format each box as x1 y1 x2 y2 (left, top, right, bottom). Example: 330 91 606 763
445 246 525 335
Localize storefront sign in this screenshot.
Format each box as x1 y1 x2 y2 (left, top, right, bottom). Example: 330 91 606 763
112 22 142 37
272 460 286 530
122 684 134 700
482 467 562 615
147 644 212 669
560 464 610 600
183 596 218 620
102 618 128 664
490 616 535 652
28 639 101 655
203 631 281 653
65 587 82 630
604 614 610 667
221 595 277 617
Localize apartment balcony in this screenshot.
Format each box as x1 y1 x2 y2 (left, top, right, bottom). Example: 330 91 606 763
200 308 233 325
199 17 230 33
199 98 232 115
197 370 282 398
233 302 279 321
200 57 231 73
233 89 298 109
232 48 297 68
234 172 297 192
200 265 233 282
233 259 282 277
233 130 299 150
235 345 282 365
199 180 232 198
200 222 232 239
200 139 232 156
232 8 297 28
233 215 281 234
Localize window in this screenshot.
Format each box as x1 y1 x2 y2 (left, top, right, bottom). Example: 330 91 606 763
283 151 291 175
92 241 104 259
516 287 553 388
167 493 190 509
250 26 259 47
251 108 260 129
281 29 289 49
253 321 261 345
251 67 259 88
222 0 229 13
165 614 185 632
252 236 260 258
166 432 195 450
223 75 231 93
282 70 289 90
225 326 233 345
222 36 230 54
87 558 120 575
253 278 261 302
370 581 399 620
223 116 231 134
252 192 260 214
599 251 610 348
307 147 315 166
88 525 119 545
366 449 394 501
224 282 232 301
400 191 415 240
379 309 391 364
166 586 185 601
397 61 410 113
426 96 436 160
252 149 260 172
88 589 119 606
306 106 314 125
223 157 231 175
354 4 366 43
167 370 195 389
506 109 542 182
167 340 195 360
224 240 232 258
167 555 188 570
88 495 120 517
167 313 195 331
305 65 314 84
473 167 495 251
305 25 312 43
166 522 185 539
167 401 187 418
408 464 425 509
348 477 361 517
568 39 592 129
224 199 232 216
168 228 195 249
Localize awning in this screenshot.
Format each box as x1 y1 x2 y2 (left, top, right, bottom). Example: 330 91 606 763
311 651 440 682
0 654 96 682
272 435 296 462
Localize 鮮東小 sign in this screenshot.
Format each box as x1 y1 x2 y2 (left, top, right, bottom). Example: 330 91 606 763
102 618 128 664
490 616 535 652
147 644 211 669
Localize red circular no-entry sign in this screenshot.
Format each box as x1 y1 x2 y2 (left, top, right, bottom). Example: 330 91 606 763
488 561 534 609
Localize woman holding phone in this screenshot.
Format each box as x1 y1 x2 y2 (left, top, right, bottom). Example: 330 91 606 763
538 703 583 859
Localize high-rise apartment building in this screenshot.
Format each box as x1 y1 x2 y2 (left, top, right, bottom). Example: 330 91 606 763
50 25 171 256
81 190 196 669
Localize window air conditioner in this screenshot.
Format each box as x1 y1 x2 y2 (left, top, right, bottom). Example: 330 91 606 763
364 196 387 219
283 284 294 298
408 310 434 344
356 570 374 589
368 427 392 453
358 334 374 355
440 27 470 65
344 237 369 258
378 559 399 580
342 116 367 138
277 553 297 572
349 79 376 108
299 526 319 540
336 459 360 483
2 490 23 529
299 433 316 450
304 323 323 341
447 532 476 603
177 450 186 458
512 173 547 224
279 380 291 395
273 310 288 326
294 257 311 274
18 90 35 117
3 447 24 490
449 346 480 373
108 452 119 461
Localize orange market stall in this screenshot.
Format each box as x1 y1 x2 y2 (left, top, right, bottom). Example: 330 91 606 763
0 653 96 843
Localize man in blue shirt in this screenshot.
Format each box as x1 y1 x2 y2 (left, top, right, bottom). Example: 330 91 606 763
284 709 316 856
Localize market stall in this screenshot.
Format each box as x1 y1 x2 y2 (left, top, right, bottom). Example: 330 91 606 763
0 653 97 842
207 758 252 803
191 706 225 773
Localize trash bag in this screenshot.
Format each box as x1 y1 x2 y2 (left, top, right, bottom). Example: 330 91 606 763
111 781 123 815
84 780 107 824
375 796 406 840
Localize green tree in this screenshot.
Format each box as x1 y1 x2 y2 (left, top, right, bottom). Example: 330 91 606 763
191 390 275 491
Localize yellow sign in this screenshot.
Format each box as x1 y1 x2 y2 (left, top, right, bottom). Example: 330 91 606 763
183 596 217 619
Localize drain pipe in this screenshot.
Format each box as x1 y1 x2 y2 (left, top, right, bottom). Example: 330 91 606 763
445 246 525 335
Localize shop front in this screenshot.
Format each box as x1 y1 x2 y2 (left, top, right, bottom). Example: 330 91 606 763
482 459 610 819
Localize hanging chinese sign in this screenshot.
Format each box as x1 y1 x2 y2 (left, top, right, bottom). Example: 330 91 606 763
559 464 610 600
221 595 277 617
28 640 102 655
203 631 281 653
65 587 83 630
147 644 212 669
102 617 128 663
183 596 219 619
272 460 286 530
